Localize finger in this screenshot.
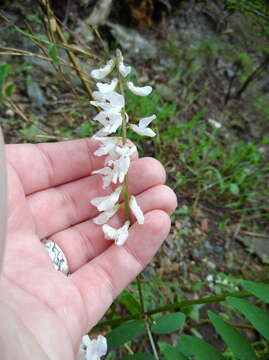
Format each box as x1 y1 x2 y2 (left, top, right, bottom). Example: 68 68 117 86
6 138 138 195
0 128 7 270
28 157 166 238
51 184 177 272
70 210 171 330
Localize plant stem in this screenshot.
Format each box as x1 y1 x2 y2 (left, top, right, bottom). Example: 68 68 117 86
137 276 159 360
145 319 160 360
94 290 251 329
37 0 93 99
117 65 130 221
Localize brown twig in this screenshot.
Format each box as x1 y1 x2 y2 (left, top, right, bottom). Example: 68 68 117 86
36 0 93 99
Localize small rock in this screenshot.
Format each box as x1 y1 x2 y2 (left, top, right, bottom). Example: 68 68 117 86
107 22 157 58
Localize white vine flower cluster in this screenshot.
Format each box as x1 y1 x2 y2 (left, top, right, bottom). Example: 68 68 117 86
76 335 107 360
90 50 156 246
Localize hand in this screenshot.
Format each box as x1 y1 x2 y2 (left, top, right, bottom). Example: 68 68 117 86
0 138 177 359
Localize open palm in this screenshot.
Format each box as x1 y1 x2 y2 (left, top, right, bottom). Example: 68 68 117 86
0 138 176 359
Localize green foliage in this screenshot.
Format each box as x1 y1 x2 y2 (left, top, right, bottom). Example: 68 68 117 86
106 320 145 348
179 334 225 360
48 43 60 65
121 354 155 360
0 62 14 100
208 311 257 359
227 297 269 341
151 312 185 334
118 290 141 315
242 281 269 304
159 342 187 360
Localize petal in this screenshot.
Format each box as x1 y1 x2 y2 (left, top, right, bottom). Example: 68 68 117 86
90 100 112 111
117 49 131 77
118 61 131 77
91 186 122 212
130 124 156 137
115 144 136 157
93 205 119 225
93 112 109 126
82 335 91 347
103 223 117 240
105 91 125 109
95 335 108 357
102 221 130 246
91 59 115 80
92 167 114 188
92 167 111 176
129 195 144 224
127 82 152 96
94 137 118 157
139 114 156 128
115 221 130 246
96 78 118 93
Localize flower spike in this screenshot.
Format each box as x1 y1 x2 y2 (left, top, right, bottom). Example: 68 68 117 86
90 50 156 245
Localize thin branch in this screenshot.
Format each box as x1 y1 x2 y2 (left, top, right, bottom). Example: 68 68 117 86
235 54 269 99
36 0 93 99
94 290 251 329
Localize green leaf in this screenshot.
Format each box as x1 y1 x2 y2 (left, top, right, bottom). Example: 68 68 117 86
48 44 60 64
230 183 239 195
208 311 257 360
227 297 269 340
179 335 225 360
242 281 269 304
159 342 187 360
15 28 50 45
4 83 14 98
121 353 155 360
0 62 11 91
106 320 145 348
118 290 141 315
152 312 185 334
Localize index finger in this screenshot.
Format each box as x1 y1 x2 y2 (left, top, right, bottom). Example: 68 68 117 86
6 138 137 195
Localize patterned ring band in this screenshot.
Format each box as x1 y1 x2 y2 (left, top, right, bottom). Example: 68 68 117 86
42 239 69 275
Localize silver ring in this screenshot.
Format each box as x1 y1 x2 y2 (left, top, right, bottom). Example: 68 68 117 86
42 240 69 275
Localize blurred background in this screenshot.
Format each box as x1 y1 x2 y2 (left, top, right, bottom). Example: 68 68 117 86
0 0 269 358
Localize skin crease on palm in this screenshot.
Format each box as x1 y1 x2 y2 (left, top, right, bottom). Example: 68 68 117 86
0 136 177 360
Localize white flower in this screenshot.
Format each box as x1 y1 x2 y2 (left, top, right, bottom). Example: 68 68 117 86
91 91 125 112
92 166 115 188
208 118 222 129
103 221 130 246
115 143 136 157
130 196 144 224
91 59 115 80
93 205 119 225
96 78 118 93
94 137 118 157
91 186 122 212
94 111 122 135
117 49 131 77
91 91 125 136
112 155 130 183
127 81 152 96
107 144 136 183
130 115 156 137
77 335 107 360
